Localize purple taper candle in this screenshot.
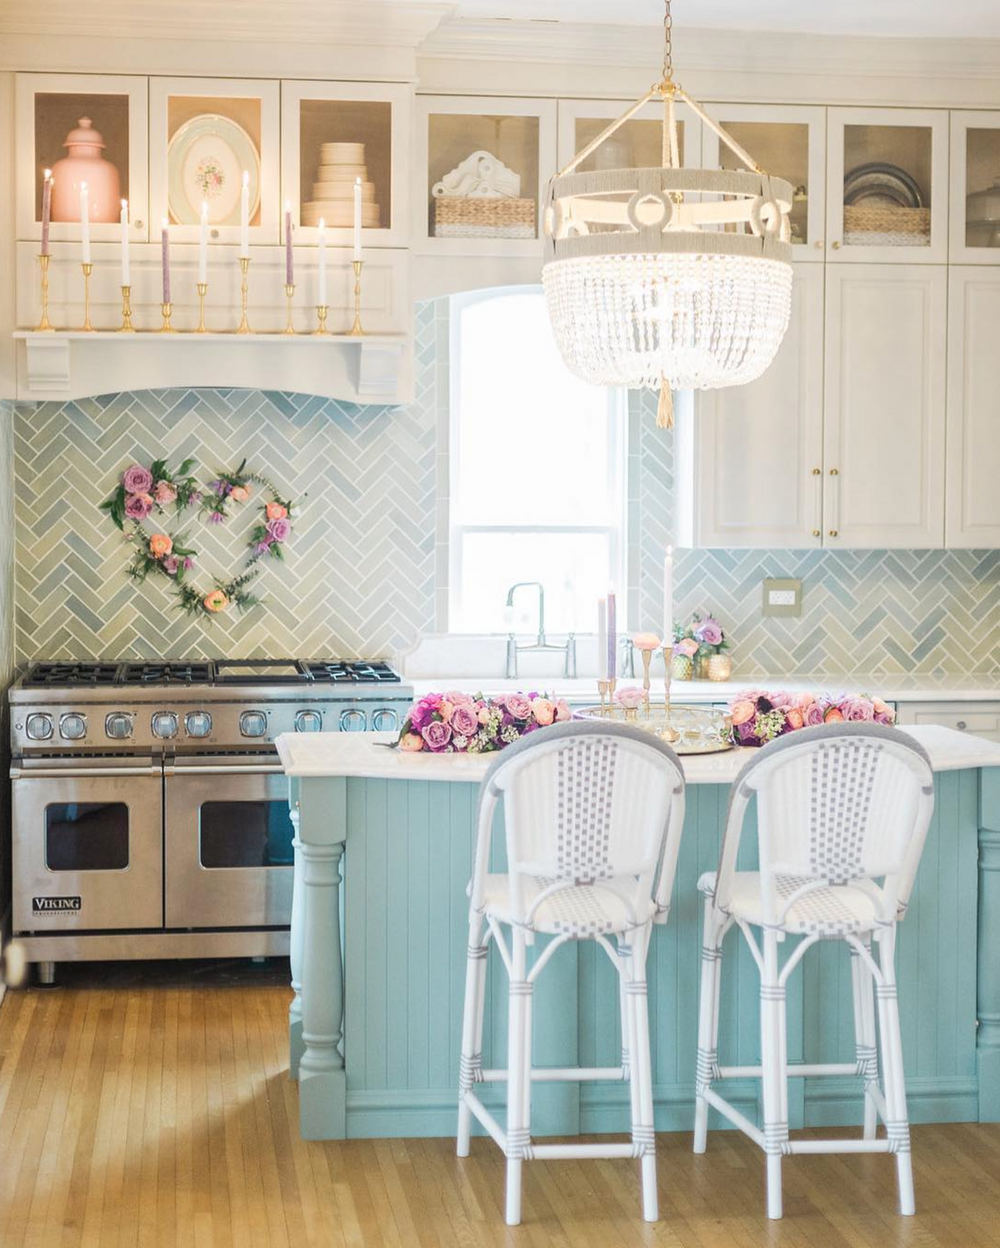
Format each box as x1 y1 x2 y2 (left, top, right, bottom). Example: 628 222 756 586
607 589 616 679
284 201 293 285
40 170 52 256
161 218 170 304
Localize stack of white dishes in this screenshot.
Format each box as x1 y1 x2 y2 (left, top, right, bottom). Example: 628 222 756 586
301 142 381 228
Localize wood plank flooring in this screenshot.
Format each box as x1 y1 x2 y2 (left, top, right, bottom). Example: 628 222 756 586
2 959 1000 1247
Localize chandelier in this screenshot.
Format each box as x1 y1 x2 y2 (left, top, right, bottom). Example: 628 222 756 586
541 0 794 428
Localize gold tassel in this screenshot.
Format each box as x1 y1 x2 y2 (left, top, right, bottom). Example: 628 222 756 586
656 377 674 430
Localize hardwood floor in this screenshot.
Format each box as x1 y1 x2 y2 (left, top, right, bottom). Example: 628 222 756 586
2 960 1000 1248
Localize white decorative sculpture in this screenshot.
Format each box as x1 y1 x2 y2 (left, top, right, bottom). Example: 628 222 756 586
431 150 522 200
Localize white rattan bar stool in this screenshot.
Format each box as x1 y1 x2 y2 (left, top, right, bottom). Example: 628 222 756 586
692 723 935 1219
456 721 686 1226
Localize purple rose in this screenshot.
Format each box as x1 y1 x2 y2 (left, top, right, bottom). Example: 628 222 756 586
505 693 533 721
451 705 479 738
254 539 272 556
802 702 826 727
124 492 153 520
162 556 180 575
694 616 723 646
266 516 291 543
122 465 153 494
737 719 760 744
409 695 441 732
768 691 795 709
841 697 875 722
875 710 895 725
421 720 453 752
183 557 194 570
208 511 225 525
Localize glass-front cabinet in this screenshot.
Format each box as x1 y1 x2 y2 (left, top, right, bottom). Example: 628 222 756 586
15 73 149 243
414 96 557 255
699 104 825 262
826 107 949 263
950 112 1000 263
556 97 703 177
281 80 410 249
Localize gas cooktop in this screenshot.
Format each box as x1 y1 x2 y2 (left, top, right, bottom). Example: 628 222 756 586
22 659 403 687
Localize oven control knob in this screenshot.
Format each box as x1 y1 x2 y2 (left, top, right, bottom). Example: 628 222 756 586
185 711 212 738
294 710 323 733
151 711 178 739
25 713 54 741
59 712 87 741
339 709 367 732
105 712 133 740
371 708 398 733
240 710 268 738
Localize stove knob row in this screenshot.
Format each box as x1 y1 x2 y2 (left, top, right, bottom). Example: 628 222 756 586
25 712 53 741
185 711 212 738
372 709 399 733
59 712 87 741
151 711 178 739
105 712 133 740
240 710 268 738
339 709 366 732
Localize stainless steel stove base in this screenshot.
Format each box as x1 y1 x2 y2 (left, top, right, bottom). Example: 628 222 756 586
15 929 291 965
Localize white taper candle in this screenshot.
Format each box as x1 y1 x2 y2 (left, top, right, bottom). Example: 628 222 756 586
119 198 129 285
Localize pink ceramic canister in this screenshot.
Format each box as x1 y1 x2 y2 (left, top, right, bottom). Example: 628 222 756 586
50 117 121 223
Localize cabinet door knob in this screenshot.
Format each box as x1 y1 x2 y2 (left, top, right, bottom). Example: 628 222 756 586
814 240 824 249
812 529 821 538
832 240 842 249
829 468 839 476
134 219 144 230
828 529 839 537
956 721 967 731
812 467 821 475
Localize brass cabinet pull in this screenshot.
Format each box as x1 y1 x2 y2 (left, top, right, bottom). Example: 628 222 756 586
829 468 839 476
812 467 821 475
832 240 842 249
812 529 821 537
829 529 839 537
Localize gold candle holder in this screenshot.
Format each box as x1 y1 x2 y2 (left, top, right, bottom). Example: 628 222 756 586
282 283 296 335
80 262 94 332
236 256 251 334
660 646 679 743
314 305 330 336
640 648 653 717
597 679 610 717
196 282 208 333
348 259 365 336
159 302 174 333
35 253 54 332
118 285 135 333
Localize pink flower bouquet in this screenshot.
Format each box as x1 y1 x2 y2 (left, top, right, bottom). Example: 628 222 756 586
395 690 571 754
729 690 895 747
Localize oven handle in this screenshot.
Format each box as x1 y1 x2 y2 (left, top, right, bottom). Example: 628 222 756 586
165 764 285 775
10 764 161 779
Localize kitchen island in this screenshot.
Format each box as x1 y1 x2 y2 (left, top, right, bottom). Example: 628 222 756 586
277 726 1000 1141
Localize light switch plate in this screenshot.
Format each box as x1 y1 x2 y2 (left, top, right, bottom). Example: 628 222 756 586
762 577 802 617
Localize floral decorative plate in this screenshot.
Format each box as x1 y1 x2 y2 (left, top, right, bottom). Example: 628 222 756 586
167 114 261 226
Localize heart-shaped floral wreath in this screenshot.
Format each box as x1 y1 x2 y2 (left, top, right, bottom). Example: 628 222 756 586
100 458 296 618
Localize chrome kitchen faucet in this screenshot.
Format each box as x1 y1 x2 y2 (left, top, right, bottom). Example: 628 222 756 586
504 582 577 679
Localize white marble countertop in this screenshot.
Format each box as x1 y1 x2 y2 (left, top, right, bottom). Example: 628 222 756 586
276 724 1000 784
408 675 1000 703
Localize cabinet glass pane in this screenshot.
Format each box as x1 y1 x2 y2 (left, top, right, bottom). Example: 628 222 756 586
428 113 539 239
46 802 129 871
165 93 263 227
717 121 809 243
298 99 390 230
200 801 295 869
572 116 685 171
34 93 129 224
965 129 1000 248
843 124 932 249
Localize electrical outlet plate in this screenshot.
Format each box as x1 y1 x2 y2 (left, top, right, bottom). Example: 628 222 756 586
762 577 802 618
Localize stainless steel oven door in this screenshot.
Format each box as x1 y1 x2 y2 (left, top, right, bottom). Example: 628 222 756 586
164 757 293 928
11 756 164 933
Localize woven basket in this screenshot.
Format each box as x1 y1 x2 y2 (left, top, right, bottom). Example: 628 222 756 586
843 204 930 237
434 196 535 239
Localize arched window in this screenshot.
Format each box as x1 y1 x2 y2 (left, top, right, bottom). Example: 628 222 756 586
449 288 626 635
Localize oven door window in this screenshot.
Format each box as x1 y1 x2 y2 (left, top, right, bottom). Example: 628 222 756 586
45 802 130 871
199 801 295 869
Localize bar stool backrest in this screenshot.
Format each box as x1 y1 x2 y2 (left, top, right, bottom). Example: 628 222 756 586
714 724 935 931
471 721 686 933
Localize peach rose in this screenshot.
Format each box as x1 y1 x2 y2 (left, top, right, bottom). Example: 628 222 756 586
730 699 756 726
872 698 891 716
554 699 572 722
203 589 230 613
399 733 424 752
266 502 288 521
824 707 845 723
795 692 815 709
631 631 661 650
149 534 173 559
785 708 804 730
531 697 556 726
478 706 491 724
230 485 250 503
154 480 177 505
438 700 455 722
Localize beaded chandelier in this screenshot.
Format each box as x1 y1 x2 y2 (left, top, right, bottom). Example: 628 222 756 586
541 0 793 428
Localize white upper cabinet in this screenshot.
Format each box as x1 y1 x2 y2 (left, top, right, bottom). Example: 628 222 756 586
699 103 826 263
823 265 946 548
827 107 949 264
683 263 825 548
949 112 1000 265
946 269 1000 546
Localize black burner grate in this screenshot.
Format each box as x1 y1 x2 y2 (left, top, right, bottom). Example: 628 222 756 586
301 660 401 684
121 663 214 685
23 662 122 687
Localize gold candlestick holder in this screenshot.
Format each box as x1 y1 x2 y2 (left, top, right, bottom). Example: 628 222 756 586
640 648 654 717
282 283 296 335
660 646 679 743
349 259 365 336
159 302 174 333
80 262 94 332
314 305 330 336
196 282 208 333
597 679 610 717
236 256 251 334
118 285 135 333
35 253 54 332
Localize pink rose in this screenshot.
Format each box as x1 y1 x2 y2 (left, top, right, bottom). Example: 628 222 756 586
842 697 875 722
803 702 826 727
768 691 795 709
266 517 291 543
163 556 180 575
675 638 699 658
125 492 154 520
795 692 815 709
154 480 177 505
531 697 556 726
873 698 894 723
444 691 475 707
451 705 479 738
421 720 453 752
554 699 572 722
614 687 645 710
505 694 532 721
229 485 250 503
477 706 491 724
399 733 424 752
122 465 153 494
730 700 755 726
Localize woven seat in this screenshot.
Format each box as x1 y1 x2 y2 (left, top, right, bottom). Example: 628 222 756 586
696 869 885 936
479 873 657 936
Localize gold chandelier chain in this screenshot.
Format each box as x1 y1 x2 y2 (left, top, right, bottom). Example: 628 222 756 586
662 0 673 84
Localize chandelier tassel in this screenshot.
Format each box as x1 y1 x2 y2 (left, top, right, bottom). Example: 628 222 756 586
656 378 674 430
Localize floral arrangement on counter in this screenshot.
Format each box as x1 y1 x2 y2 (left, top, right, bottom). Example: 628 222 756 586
395 690 572 753
729 690 896 748
672 612 731 681
100 458 297 619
